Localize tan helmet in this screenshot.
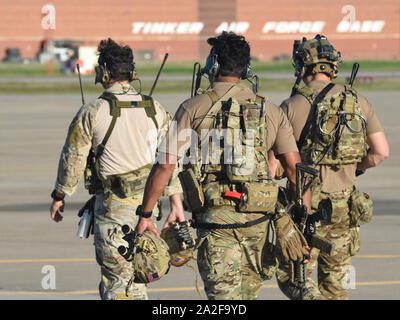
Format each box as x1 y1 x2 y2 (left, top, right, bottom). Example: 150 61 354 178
119 226 171 284
133 231 171 283
292 34 342 79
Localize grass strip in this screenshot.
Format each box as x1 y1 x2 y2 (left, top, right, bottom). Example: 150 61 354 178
0 77 399 95
1 59 399 77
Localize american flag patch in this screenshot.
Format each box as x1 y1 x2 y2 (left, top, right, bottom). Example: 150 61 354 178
146 273 160 283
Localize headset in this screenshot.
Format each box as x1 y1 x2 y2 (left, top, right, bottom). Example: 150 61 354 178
95 57 137 85
202 47 253 82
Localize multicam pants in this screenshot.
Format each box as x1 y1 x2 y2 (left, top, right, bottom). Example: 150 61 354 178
196 207 274 300
276 184 361 300
94 192 157 300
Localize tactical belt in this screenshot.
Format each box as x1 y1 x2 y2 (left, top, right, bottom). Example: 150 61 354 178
191 213 273 230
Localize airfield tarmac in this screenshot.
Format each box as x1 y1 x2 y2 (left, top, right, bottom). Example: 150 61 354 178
0 90 399 300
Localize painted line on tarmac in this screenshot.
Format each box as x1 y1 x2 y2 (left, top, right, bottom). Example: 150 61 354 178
1 281 400 296
354 255 400 259
0 258 95 263
1 254 400 264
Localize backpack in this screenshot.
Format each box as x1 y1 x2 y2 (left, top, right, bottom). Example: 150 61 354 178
296 83 367 166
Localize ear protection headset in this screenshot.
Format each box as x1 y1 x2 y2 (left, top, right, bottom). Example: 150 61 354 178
203 47 253 81
95 56 137 84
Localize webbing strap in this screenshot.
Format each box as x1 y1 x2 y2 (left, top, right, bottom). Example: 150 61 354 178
191 213 273 230
141 95 158 129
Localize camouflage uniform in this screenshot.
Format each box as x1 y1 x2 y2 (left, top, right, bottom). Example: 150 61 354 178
162 82 298 299
196 210 273 300
277 80 383 300
276 183 359 300
54 83 181 300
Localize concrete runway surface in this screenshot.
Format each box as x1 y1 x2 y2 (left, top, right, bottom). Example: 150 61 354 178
0 90 399 300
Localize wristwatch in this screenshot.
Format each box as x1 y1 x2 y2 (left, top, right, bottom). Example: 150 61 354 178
51 189 65 201
136 205 152 218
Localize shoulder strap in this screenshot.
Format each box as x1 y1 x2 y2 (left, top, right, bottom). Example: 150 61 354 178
297 83 336 150
96 92 159 159
293 81 316 105
197 85 245 132
139 94 158 129
96 92 120 159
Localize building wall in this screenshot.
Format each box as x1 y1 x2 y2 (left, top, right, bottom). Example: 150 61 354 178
0 0 399 62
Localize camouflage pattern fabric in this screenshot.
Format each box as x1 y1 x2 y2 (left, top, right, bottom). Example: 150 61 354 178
276 182 360 300
54 98 102 196
132 231 171 284
294 35 342 79
298 85 367 166
94 192 159 300
196 207 272 300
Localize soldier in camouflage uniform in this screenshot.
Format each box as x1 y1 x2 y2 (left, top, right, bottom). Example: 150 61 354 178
271 34 389 300
49 38 182 300
135 31 310 300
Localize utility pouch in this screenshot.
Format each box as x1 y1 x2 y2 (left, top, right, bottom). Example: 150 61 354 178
106 165 152 198
116 175 146 198
349 190 373 227
178 168 205 213
239 180 278 213
203 182 235 208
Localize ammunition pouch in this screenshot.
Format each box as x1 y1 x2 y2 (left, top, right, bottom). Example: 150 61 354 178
239 180 279 213
349 189 373 227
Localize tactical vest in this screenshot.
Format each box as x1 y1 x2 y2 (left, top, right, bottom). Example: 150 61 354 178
295 82 367 166
179 85 279 215
84 91 158 196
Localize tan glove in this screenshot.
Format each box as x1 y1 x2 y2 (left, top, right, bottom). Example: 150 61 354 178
274 213 309 262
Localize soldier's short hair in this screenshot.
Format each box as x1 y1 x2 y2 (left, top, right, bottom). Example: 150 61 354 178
97 38 134 81
207 31 251 78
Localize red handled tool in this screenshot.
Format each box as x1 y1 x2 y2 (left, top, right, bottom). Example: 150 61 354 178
223 191 242 200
